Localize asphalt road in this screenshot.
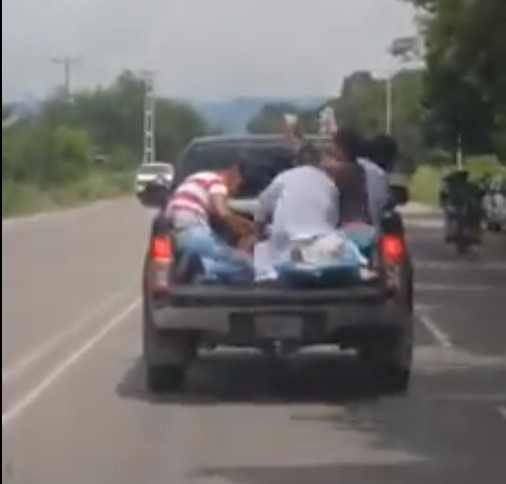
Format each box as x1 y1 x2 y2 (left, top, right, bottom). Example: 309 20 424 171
2 200 506 484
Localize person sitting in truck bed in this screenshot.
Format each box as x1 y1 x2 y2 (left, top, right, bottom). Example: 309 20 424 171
165 161 255 283
254 128 373 280
287 120 390 230
361 133 397 209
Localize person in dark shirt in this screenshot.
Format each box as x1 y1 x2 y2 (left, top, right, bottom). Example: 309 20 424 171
330 128 372 225
363 134 399 173
440 169 484 242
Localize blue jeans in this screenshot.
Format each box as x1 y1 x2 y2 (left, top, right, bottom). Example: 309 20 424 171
341 223 377 258
175 225 254 284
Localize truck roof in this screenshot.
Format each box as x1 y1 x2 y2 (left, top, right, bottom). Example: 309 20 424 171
191 134 331 146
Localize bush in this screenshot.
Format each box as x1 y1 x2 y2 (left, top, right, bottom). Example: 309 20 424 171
409 166 443 206
465 155 506 180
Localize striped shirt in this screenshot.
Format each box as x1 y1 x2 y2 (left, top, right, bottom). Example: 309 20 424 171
166 171 228 227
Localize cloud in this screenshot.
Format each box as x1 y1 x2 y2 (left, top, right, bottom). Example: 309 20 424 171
2 0 415 100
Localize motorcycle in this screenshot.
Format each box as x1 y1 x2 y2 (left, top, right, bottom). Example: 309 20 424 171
445 204 481 255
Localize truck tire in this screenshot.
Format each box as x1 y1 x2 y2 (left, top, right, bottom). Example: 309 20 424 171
378 362 411 394
142 253 197 394
142 314 195 393
146 364 186 393
360 327 412 395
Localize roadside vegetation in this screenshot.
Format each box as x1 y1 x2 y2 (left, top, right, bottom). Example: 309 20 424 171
2 71 210 217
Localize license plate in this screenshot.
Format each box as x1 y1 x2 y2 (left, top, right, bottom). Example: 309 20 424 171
255 315 302 340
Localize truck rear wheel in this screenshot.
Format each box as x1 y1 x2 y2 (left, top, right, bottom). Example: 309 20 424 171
142 290 196 394
359 329 412 394
146 364 187 393
378 363 411 394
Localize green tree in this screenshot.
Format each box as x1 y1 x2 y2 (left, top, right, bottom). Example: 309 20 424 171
39 71 209 169
402 0 506 161
3 70 212 215
327 69 425 172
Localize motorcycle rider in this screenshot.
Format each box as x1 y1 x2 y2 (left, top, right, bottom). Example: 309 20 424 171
440 169 483 243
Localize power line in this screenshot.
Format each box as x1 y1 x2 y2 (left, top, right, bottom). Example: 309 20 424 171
52 56 80 99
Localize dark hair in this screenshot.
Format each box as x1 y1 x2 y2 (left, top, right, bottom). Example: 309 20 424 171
332 128 363 163
365 134 398 171
295 141 321 166
229 158 249 181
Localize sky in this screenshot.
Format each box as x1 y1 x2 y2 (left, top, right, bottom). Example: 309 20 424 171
2 0 416 101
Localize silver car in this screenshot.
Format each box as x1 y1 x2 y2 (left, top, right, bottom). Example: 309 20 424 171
483 179 506 233
135 162 174 194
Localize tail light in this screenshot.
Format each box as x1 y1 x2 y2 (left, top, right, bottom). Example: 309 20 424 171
379 235 405 293
380 235 405 265
151 236 173 263
148 235 173 297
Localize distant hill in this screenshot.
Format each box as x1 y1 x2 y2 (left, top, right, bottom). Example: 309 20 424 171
192 96 326 134
2 90 42 119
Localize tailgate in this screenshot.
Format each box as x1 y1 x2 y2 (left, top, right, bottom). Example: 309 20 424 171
166 284 393 308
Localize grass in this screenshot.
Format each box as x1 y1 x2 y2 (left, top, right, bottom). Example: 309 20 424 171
409 165 443 206
2 171 134 218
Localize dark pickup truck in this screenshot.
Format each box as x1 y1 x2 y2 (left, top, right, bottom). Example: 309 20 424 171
140 135 414 394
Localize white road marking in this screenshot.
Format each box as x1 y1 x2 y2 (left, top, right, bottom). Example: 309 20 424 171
2 298 140 428
416 282 505 293
2 286 133 385
404 219 444 229
415 261 506 271
499 407 506 421
399 203 440 216
417 311 453 349
433 394 506 403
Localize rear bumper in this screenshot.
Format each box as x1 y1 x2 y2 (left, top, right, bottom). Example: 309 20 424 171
151 291 409 346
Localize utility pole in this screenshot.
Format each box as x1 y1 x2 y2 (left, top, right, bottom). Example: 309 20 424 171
385 77 393 135
456 133 464 169
140 71 156 164
386 37 419 136
52 56 79 99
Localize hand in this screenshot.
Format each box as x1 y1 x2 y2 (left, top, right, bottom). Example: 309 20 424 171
283 114 304 144
237 234 256 254
234 216 255 238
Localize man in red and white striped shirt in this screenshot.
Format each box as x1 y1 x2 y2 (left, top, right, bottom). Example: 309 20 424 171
166 163 254 282
167 164 251 235
167 170 233 227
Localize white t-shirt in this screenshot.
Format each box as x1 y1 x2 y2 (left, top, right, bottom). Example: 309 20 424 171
255 165 340 266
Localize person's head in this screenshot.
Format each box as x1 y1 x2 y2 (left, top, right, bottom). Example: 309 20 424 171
445 169 469 186
294 142 321 167
332 128 363 164
219 157 249 195
365 134 398 172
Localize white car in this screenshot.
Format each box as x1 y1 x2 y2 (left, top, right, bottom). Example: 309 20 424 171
483 179 506 233
135 162 174 206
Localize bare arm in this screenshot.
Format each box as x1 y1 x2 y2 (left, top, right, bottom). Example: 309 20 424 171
283 114 306 154
209 192 254 241
255 174 286 224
